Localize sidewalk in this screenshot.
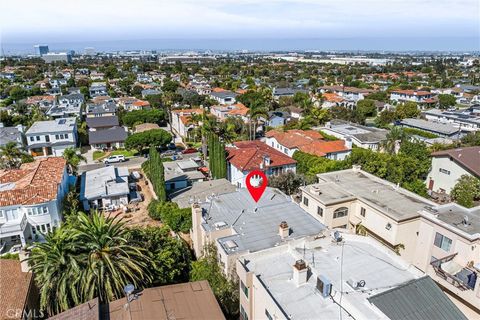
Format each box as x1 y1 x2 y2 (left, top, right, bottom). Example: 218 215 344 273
83 147 96 164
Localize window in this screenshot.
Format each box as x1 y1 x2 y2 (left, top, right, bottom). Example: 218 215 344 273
265 309 273 320
46 223 51 232
55 134 59 139
240 305 248 320
240 280 249 298
0 210 3 218
317 206 323 217
31 227 36 234
42 206 49 214
333 207 348 219
41 224 46 232
36 136 40 141
64 134 69 139
303 196 309 207
434 233 452 252
30 136 34 142
360 207 366 217
439 168 450 175
27 208 33 216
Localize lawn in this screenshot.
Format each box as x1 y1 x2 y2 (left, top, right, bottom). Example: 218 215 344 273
93 149 138 161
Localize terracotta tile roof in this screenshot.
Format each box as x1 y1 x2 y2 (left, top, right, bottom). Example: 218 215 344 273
323 92 345 103
212 87 227 93
431 146 480 177
391 90 432 96
132 100 150 107
236 89 248 94
25 95 55 104
0 157 66 207
171 108 203 114
227 140 296 171
0 260 33 320
299 140 349 157
227 103 249 116
266 129 324 148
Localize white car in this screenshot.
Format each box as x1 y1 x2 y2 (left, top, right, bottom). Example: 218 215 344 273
103 155 126 164
9 244 22 254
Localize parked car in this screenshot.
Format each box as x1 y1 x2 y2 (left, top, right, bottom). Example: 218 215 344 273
130 171 142 180
103 155 126 164
162 150 176 157
9 244 21 254
182 148 197 154
168 143 176 150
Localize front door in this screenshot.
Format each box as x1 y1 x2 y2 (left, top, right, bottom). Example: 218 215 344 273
428 179 434 190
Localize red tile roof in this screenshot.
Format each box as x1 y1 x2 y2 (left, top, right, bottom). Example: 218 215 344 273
266 129 324 148
25 95 55 104
0 157 66 207
299 140 349 157
132 100 150 107
227 140 296 171
212 87 228 93
323 92 345 103
391 90 432 96
171 108 203 114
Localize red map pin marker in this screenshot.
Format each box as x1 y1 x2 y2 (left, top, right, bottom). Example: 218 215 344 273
246 170 268 202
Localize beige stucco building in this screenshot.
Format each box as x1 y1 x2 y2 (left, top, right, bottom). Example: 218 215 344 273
299 167 480 316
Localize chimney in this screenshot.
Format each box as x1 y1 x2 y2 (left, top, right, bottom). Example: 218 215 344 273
263 155 271 167
293 259 308 287
279 221 290 239
345 137 353 149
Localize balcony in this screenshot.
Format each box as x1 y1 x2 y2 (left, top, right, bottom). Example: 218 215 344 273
431 253 477 291
0 213 28 237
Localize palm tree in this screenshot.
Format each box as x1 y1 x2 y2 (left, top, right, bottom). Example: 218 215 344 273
74 212 152 303
26 228 82 315
381 127 408 154
0 141 32 169
26 212 152 316
62 147 86 174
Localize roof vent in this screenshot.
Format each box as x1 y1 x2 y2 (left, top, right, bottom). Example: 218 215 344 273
347 279 366 290
462 216 471 227
293 259 308 287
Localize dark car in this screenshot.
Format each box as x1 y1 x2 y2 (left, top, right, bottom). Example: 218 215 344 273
182 148 197 154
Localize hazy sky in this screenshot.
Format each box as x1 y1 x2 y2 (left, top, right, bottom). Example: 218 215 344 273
1 0 479 50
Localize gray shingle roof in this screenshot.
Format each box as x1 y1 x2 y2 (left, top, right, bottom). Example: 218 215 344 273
86 116 119 128
368 276 468 320
88 126 127 144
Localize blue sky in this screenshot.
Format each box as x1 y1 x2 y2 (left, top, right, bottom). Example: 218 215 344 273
1 0 479 50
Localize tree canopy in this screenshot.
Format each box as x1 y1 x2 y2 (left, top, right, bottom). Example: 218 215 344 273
122 109 166 128
125 129 172 150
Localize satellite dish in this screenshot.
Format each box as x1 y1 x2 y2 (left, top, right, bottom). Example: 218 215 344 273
124 284 135 296
333 231 342 242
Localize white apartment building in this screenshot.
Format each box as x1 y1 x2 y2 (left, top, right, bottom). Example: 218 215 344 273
26 118 77 157
300 167 480 316
236 234 466 320
321 120 388 151
390 90 436 104
0 158 68 250
427 146 480 194
423 107 480 132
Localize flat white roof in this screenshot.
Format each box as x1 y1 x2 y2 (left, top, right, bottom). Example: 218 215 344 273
240 234 423 320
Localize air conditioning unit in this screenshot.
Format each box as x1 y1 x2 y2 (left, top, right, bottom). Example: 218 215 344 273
316 275 332 298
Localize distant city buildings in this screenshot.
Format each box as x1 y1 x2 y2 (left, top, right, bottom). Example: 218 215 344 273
33 44 49 56
41 52 72 64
